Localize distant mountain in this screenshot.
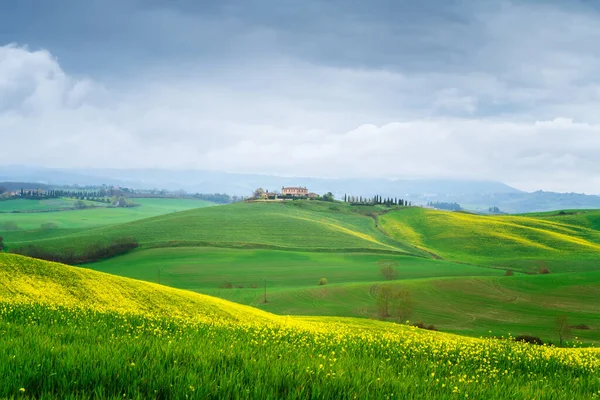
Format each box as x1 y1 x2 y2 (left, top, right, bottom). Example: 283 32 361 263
1 165 599 213
0 165 519 196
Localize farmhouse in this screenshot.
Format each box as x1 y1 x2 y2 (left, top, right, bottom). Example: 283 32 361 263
281 186 309 196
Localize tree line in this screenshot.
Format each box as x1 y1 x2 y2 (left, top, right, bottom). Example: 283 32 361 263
426 201 462 211
9 237 139 265
343 194 412 207
191 193 242 204
5 188 114 202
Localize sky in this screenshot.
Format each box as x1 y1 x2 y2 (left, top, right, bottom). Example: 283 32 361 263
2 0 600 193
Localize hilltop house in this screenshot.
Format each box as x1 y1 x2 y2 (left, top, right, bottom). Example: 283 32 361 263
281 186 309 196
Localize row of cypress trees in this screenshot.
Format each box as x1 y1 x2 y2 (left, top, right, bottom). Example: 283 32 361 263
342 194 411 206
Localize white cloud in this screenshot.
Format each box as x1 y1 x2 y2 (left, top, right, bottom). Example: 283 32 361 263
3 0 600 196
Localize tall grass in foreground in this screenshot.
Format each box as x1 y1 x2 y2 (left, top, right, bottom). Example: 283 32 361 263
1 302 599 399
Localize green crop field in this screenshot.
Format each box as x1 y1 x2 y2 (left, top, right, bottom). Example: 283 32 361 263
2 253 598 399
0 198 215 248
88 247 499 290
0 198 101 213
87 247 600 344
14 201 425 255
379 207 600 271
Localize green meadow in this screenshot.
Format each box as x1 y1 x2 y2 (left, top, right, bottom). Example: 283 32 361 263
0 197 100 212
4 199 600 345
17 201 422 254
1 253 598 400
380 207 600 272
3 198 600 398
87 247 600 343
0 198 215 247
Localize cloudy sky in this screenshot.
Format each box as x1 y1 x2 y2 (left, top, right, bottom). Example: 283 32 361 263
2 0 600 192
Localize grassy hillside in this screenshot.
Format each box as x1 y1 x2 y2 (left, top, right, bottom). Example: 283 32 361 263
1 253 599 399
18 201 426 255
0 198 101 213
88 247 498 292
87 247 600 343
247 273 600 343
380 208 600 271
0 198 215 248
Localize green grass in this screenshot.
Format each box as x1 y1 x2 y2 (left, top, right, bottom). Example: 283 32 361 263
87 247 600 344
18 201 427 255
0 198 216 248
1 253 599 399
252 273 600 344
87 247 495 291
379 207 600 271
0 198 102 213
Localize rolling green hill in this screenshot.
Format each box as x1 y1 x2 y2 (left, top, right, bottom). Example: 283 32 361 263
87 247 498 292
380 208 600 271
2 253 599 399
0 198 101 212
15 201 427 255
246 272 600 343
86 247 600 344
0 197 216 247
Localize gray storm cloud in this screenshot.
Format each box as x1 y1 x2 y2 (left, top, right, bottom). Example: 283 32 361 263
2 1 600 193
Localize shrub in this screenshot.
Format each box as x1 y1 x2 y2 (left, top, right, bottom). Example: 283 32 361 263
378 260 399 280
537 260 550 274
571 324 591 330
514 335 544 345
1 221 20 231
219 281 233 289
40 223 59 230
411 322 438 331
10 237 139 264
318 278 328 286
505 270 514 276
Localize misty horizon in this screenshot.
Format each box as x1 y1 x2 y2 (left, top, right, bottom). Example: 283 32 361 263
3 1 600 193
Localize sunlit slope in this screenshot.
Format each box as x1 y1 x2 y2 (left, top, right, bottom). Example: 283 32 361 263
241 272 600 343
87 247 499 292
0 253 276 323
380 208 600 269
0 198 216 246
24 201 424 255
2 253 599 399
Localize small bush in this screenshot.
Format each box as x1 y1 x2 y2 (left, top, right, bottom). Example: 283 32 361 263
505 270 514 276
1 221 20 231
41 222 59 230
318 278 328 286
235 284 245 289
10 237 139 264
378 260 399 280
219 281 233 289
411 322 438 331
539 267 550 274
514 335 544 345
249 283 258 289
571 324 591 330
